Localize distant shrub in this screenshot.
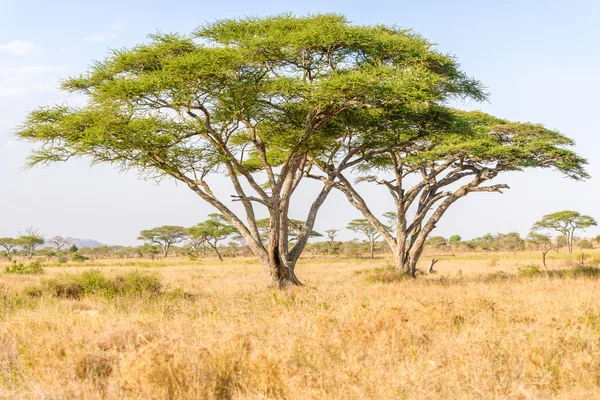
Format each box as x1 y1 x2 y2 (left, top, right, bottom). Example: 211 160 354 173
580 239 594 249
517 264 541 277
72 253 89 262
5 260 44 274
357 267 411 284
31 270 162 299
548 266 600 279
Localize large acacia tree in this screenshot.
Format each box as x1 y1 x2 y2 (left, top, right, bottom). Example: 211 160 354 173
311 110 588 276
17 14 483 286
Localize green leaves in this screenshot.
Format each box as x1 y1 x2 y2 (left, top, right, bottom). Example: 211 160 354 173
532 211 597 234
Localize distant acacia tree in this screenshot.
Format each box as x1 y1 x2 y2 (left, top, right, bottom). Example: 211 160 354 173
138 226 187 257
325 229 340 247
532 211 597 254
526 233 555 269
16 14 484 287
16 228 45 259
49 236 72 251
188 214 237 261
347 219 384 259
316 110 588 276
0 238 17 258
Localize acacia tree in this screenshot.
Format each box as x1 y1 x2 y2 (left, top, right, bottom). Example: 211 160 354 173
17 14 483 287
0 238 17 258
347 219 384 259
186 229 207 258
49 236 72 251
188 214 237 261
325 229 340 246
16 228 45 259
526 232 556 268
314 110 588 276
532 211 597 254
138 226 188 257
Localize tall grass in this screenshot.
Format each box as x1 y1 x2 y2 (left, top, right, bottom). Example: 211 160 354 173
2 255 600 398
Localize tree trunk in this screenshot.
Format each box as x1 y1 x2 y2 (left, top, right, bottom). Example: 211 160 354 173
210 243 224 262
542 250 547 269
370 240 375 259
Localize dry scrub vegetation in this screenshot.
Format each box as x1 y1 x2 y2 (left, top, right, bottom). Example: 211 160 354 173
2 251 600 399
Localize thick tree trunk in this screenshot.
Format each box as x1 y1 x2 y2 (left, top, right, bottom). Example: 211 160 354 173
370 240 375 259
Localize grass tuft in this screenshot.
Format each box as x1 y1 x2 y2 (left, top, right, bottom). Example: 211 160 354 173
4 260 44 274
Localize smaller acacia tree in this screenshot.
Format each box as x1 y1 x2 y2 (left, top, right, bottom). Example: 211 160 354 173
319 110 588 276
16 228 45 259
532 211 597 254
188 214 237 261
0 238 17 259
325 229 340 247
347 219 384 259
138 226 187 257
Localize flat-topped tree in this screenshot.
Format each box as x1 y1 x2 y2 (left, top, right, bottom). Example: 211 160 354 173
347 218 387 259
17 14 483 287
188 214 237 261
138 226 187 257
16 228 45 259
532 211 597 254
314 109 588 276
0 238 17 259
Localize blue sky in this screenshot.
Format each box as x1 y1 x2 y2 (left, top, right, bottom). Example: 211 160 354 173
1 0 599 245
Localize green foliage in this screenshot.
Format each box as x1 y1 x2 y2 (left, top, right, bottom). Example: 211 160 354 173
426 236 448 249
449 235 462 244
347 219 382 240
517 264 541 277
464 232 525 252
580 239 594 249
533 211 597 234
5 260 45 274
138 226 187 257
34 270 162 299
72 253 89 262
357 267 411 284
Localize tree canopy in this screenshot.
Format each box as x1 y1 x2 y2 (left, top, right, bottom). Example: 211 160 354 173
138 226 188 257
188 214 238 261
532 210 597 253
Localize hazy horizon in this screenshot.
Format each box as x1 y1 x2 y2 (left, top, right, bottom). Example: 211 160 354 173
2 0 599 246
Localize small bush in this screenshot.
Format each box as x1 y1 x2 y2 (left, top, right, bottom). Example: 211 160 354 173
33 270 162 299
72 253 89 262
548 266 600 279
4 260 44 274
488 258 499 267
517 265 541 277
358 267 411 283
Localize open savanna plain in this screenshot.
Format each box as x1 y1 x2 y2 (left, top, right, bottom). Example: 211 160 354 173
3 250 600 399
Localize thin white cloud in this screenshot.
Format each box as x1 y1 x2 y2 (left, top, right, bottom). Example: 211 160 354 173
85 21 126 43
0 65 64 98
109 20 126 31
5 140 18 148
0 40 44 56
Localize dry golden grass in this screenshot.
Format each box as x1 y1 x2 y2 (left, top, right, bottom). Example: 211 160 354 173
2 250 600 399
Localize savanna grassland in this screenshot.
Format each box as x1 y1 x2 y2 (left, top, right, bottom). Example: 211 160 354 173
3 250 600 399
